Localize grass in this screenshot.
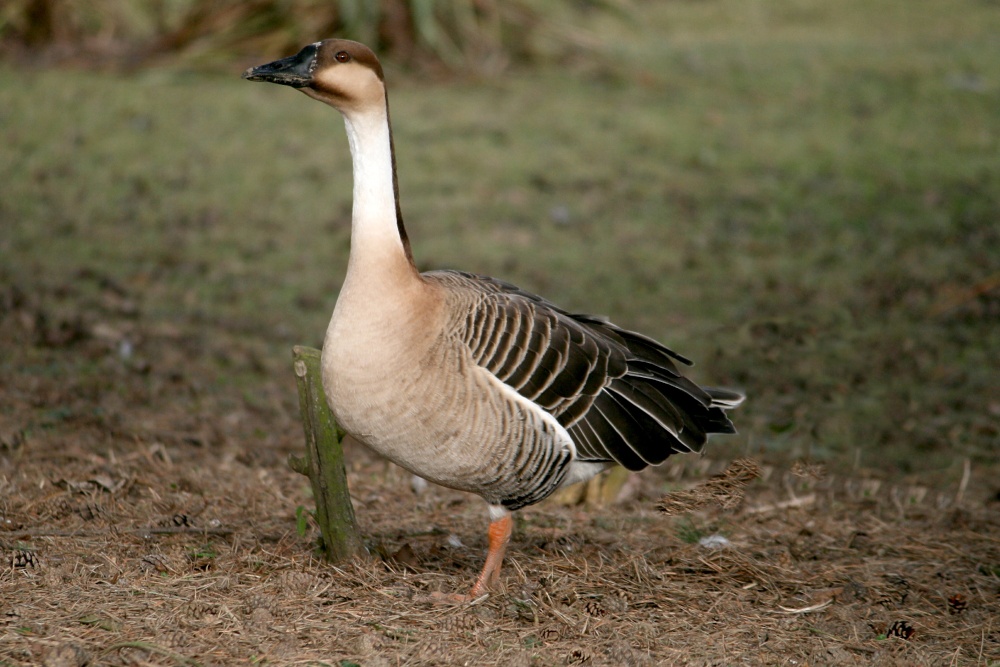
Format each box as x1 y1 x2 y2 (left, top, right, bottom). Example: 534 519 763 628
3 0 999 481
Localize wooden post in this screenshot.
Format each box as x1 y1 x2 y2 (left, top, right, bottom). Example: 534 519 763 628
290 345 364 562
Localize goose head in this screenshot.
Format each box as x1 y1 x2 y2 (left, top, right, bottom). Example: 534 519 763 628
243 39 415 265
243 39 386 116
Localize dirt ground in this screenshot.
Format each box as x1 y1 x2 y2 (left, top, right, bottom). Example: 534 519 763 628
1 278 999 667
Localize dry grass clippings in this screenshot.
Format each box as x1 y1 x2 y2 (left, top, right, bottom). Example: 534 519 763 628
2 412 998 666
657 458 762 515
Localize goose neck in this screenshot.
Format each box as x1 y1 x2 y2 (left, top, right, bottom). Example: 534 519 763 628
342 106 412 270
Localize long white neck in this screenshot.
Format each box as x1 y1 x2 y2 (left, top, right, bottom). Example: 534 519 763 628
342 105 410 271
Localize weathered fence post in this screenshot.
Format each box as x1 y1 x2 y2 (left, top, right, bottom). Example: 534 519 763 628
290 345 364 561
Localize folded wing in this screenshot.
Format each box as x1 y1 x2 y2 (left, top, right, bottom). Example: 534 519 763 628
428 270 744 472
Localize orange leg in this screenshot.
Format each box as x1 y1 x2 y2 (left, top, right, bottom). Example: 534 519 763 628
468 512 513 598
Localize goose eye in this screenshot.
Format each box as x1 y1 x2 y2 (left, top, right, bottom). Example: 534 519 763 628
335 51 351 63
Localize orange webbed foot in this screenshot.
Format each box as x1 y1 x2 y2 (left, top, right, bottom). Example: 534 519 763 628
426 507 513 604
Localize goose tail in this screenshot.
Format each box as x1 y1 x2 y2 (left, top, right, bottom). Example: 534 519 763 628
700 387 745 435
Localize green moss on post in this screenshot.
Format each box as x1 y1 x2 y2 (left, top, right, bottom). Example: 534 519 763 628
291 345 364 562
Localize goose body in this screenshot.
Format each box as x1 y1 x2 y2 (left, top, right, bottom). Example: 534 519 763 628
244 40 744 597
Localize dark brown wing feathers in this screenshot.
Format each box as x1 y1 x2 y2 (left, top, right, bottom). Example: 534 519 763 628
430 270 742 472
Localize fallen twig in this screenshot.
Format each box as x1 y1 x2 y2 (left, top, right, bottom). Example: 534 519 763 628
744 494 817 515
105 641 202 667
776 599 834 614
9 526 286 541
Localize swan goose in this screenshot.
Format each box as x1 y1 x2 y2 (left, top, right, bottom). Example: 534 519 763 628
244 39 744 598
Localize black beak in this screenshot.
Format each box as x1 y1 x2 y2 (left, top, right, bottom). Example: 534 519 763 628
242 43 318 88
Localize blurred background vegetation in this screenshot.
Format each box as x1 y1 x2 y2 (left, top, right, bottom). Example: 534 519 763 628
2 0 998 486
0 0 622 73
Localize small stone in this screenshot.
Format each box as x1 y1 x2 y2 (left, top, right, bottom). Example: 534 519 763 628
410 475 428 494
698 534 731 549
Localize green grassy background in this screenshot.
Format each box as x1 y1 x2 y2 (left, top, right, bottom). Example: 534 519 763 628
3 0 998 481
